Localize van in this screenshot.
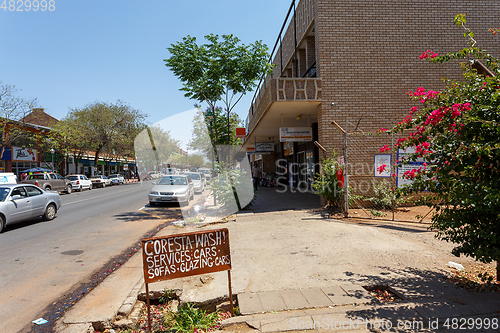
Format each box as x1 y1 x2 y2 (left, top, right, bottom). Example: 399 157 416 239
0 173 17 184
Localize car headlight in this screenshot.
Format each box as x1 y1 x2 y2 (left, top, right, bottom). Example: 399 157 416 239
175 190 187 195
150 191 159 195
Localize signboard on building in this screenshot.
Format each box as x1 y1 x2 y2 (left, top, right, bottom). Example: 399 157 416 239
142 228 231 283
279 127 313 142
12 147 37 162
284 142 294 156
374 154 391 178
396 148 427 188
235 127 246 139
255 142 274 152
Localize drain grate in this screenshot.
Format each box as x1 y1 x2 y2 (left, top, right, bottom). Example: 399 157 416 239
363 285 403 302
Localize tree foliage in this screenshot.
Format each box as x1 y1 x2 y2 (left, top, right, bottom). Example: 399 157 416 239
0 82 37 159
188 106 243 160
164 34 273 151
62 101 147 168
385 15 500 279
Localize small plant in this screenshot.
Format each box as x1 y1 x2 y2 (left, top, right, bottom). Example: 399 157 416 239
158 288 174 304
312 150 344 209
370 209 387 217
367 180 406 210
164 302 221 333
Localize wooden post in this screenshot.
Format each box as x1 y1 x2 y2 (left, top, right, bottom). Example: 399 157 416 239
145 282 152 333
228 270 234 316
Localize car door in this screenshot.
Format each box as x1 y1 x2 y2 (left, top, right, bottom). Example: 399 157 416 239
6 186 32 223
49 173 63 191
24 185 45 216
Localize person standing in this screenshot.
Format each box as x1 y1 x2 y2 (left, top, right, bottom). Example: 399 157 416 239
252 164 261 191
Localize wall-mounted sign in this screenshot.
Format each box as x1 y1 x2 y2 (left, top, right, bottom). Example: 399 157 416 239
283 142 294 156
279 127 313 142
374 154 391 178
255 142 274 152
12 147 37 162
235 128 246 139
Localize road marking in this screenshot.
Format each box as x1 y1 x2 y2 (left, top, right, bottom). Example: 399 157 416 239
63 188 141 206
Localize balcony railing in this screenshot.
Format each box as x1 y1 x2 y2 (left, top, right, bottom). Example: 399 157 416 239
248 77 321 134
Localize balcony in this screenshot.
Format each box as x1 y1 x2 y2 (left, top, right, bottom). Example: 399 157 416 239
247 77 321 137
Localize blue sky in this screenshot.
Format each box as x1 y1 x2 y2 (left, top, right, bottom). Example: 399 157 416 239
0 0 291 128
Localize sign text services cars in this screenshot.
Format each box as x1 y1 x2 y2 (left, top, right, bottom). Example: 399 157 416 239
142 228 231 283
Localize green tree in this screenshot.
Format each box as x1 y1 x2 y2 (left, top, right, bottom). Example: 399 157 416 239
188 106 243 160
164 34 273 150
66 101 147 169
134 124 180 173
0 82 37 159
385 14 500 280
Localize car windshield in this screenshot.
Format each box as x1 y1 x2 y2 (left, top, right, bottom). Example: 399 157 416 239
66 176 79 181
0 188 10 202
185 173 200 180
157 176 187 185
90 176 101 179
109 175 117 178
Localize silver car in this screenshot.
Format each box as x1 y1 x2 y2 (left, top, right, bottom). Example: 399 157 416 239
183 172 205 193
0 184 62 233
148 175 194 206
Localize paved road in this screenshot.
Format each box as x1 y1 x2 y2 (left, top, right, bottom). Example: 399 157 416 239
0 181 186 333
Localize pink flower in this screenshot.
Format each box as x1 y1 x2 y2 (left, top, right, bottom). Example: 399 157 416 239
379 145 391 152
377 165 387 174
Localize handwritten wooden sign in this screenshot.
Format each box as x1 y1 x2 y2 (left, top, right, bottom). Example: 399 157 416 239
141 228 231 284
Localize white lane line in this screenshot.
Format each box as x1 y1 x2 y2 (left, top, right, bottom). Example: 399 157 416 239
63 188 143 206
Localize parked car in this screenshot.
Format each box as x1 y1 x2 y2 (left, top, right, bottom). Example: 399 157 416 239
0 184 62 233
22 172 72 194
183 172 205 193
198 168 212 181
148 175 194 206
148 171 161 179
65 174 92 191
90 175 112 188
108 174 125 185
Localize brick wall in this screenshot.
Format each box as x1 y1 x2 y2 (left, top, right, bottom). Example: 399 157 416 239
315 0 500 155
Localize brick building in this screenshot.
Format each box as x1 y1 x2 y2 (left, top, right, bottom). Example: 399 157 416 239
243 0 500 193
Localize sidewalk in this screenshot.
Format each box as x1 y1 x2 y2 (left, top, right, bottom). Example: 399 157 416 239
56 187 500 332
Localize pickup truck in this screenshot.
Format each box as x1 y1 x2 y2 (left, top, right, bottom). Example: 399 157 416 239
22 172 73 194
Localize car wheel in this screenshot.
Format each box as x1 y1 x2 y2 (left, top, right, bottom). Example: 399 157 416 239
102 183 105 188
44 186 51 192
0 215 5 233
43 204 57 221
66 185 72 194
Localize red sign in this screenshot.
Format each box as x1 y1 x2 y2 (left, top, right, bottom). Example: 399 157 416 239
142 228 231 283
235 128 246 139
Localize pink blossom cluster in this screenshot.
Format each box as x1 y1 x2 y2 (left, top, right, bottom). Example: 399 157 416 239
419 50 439 59
379 145 390 152
377 164 387 174
403 166 424 179
423 103 470 126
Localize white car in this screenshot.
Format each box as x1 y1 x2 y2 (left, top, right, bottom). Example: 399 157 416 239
65 174 92 191
108 174 125 185
90 175 112 188
148 175 194 206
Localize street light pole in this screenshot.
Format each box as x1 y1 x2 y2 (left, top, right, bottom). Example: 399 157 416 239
205 109 219 206
50 148 55 172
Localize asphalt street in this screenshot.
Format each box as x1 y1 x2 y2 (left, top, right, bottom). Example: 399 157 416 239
0 181 195 333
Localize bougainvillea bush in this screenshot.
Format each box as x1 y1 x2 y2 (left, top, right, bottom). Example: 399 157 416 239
383 14 500 280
